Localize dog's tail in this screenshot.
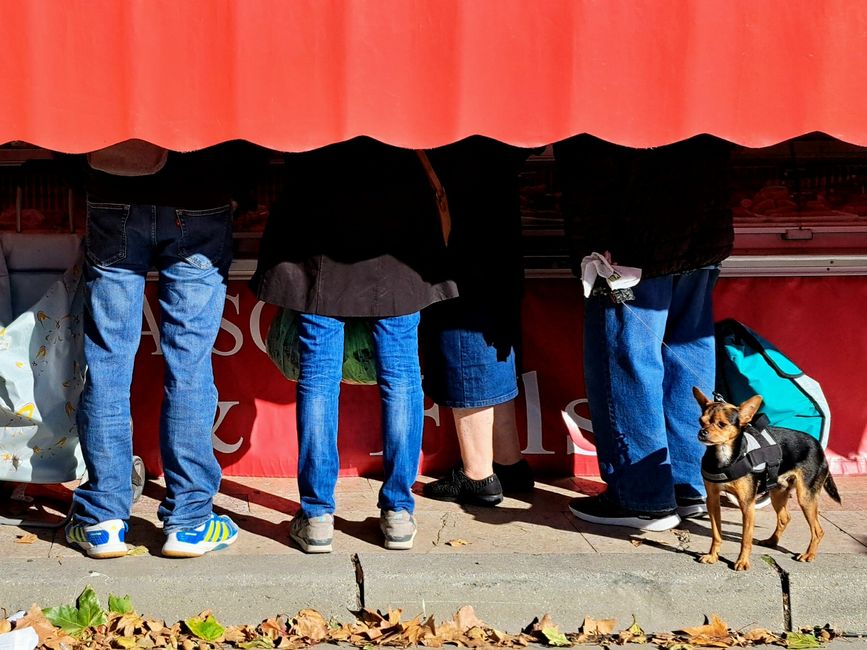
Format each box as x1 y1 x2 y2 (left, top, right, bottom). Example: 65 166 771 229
823 473 842 504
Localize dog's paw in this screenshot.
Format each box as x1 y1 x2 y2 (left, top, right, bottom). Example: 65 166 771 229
734 557 751 571
796 552 816 563
699 553 718 565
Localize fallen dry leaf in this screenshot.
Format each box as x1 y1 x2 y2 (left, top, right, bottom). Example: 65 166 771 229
445 538 470 547
126 545 149 557
290 609 328 641
454 605 486 632
630 538 642 547
679 614 729 639
744 627 779 644
581 616 617 635
15 532 38 544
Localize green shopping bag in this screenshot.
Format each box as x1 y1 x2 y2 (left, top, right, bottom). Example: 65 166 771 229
266 309 378 385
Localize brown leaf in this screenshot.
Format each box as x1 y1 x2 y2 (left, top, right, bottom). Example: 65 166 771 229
744 628 778 644
181 638 196 650
222 626 248 643
434 619 461 643
15 604 76 648
290 609 328 641
145 619 165 634
630 538 642 547
385 608 402 626
679 614 730 639
581 616 617 635
259 618 285 639
454 605 486 632
15 533 38 544
445 538 470 547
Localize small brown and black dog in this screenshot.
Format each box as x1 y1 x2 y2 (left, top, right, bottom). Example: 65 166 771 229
692 387 841 571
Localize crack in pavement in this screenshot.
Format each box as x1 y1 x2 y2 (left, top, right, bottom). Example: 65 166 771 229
433 513 452 546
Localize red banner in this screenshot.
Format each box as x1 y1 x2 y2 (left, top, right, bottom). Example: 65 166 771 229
130 277 867 478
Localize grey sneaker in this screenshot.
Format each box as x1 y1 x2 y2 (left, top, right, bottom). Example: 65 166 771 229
289 511 334 553
380 510 417 550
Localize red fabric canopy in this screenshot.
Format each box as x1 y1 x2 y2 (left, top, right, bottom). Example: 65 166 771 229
2 0 867 153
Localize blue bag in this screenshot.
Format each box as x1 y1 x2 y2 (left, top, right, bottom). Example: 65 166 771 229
715 319 830 449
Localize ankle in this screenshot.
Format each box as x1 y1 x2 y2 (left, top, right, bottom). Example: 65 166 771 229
461 465 494 481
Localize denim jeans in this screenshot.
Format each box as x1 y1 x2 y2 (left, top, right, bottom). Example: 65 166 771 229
583 268 719 512
295 312 424 517
72 202 231 533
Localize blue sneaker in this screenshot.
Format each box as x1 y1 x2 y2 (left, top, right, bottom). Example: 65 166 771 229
65 519 129 559
161 513 239 558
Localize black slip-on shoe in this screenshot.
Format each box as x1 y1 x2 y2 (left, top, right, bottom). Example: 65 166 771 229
493 459 535 493
423 466 504 506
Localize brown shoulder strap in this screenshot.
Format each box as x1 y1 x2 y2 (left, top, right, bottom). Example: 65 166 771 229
415 150 451 245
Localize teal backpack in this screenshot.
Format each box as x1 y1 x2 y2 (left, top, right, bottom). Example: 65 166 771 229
715 319 830 449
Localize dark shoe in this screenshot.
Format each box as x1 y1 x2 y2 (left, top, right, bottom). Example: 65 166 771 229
675 496 707 519
569 492 681 532
423 466 504 506
492 459 535 493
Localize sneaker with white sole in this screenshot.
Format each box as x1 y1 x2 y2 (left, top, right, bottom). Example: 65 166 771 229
380 510 417 550
65 519 129 559
676 497 708 519
289 512 334 554
161 513 239 558
569 493 681 532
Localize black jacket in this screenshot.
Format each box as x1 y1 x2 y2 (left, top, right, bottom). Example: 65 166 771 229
554 134 734 279
251 137 458 318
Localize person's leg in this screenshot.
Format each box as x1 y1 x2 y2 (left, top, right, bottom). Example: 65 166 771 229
452 406 495 479
663 269 719 504
372 312 424 515
571 276 680 529
69 203 152 557
421 299 526 502
295 312 344 517
154 206 231 533
492 399 523 465
155 205 238 557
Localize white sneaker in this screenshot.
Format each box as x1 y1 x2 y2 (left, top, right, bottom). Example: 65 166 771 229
162 513 239 558
65 519 128 559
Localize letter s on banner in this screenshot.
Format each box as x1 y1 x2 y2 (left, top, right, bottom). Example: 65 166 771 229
562 398 597 457
214 294 243 356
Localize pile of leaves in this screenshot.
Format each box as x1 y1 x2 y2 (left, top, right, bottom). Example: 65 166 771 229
0 587 844 649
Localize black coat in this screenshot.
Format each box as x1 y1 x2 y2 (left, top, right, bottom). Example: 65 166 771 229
251 137 458 318
554 134 734 279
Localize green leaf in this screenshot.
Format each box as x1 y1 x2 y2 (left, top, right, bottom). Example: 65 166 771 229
115 637 138 648
542 627 572 647
76 586 108 630
239 637 274 649
787 632 822 648
627 615 644 636
43 604 87 637
186 614 226 642
109 594 134 615
43 586 107 638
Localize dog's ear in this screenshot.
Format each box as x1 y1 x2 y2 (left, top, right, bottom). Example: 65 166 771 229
692 386 712 409
738 395 764 425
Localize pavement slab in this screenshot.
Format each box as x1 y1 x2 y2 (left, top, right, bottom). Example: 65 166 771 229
1 475 865 634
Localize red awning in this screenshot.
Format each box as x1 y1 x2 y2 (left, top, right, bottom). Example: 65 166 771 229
2 0 867 153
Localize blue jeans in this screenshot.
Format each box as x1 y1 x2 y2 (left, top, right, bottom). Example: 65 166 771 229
295 312 424 517
583 269 719 512
72 202 232 533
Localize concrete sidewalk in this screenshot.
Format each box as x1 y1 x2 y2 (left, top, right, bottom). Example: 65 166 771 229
1 475 865 637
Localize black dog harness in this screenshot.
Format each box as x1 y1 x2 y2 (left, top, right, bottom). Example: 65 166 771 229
701 414 783 491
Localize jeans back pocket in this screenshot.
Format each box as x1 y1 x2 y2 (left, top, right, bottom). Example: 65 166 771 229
85 202 130 266
176 206 232 270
